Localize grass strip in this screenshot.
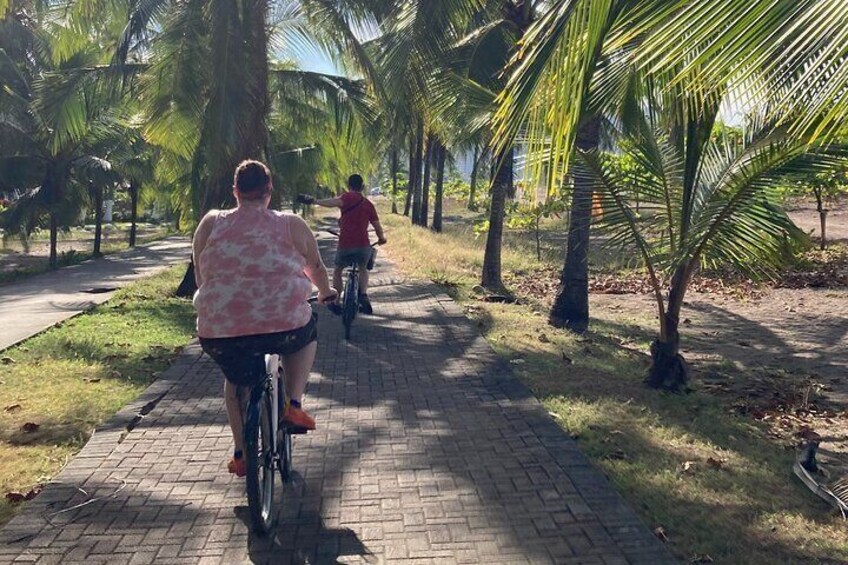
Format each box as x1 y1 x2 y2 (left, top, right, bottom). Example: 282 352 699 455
0 265 195 526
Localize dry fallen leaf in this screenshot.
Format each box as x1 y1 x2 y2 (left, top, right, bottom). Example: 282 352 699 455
20 422 40 433
706 457 726 470
83 378 101 384
0 356 14 364
3 403 22 413
681 461 696 473
24 486 42 500
5 492 26 504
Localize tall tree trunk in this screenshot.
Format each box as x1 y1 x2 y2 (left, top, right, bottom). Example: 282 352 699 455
391 149 399 214
419 135 433 227
549 115 601 332
481 147 514 292
48 211 58 270
410 122 424 224
179 2 269 295
468 144 480 211
404 133 415 216
129 180 139 247
92 182 104 258
432 143 446 233
645 266 689 391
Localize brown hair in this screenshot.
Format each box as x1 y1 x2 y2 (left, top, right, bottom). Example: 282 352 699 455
234 160 271 200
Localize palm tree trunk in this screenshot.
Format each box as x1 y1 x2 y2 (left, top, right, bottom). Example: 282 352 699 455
814 187 827 250
411 122 424 224
468 144 480 211
549 115 600 332
129 180 139 247
481 146 513 292
645 265 690 391
391 149 399 214
92 182 104 258
48 212 58 270
419 135 433 227
404 133 415 216
432 142 446 232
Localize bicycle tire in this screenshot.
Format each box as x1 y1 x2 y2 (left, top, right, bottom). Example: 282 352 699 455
279 431 293 483
342 271 358 340
245 383 275 535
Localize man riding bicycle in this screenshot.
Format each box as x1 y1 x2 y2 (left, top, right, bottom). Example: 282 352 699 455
306 174 386 314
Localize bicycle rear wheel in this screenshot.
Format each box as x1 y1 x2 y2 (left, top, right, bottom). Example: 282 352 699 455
245 383 276 534
342 271 358 340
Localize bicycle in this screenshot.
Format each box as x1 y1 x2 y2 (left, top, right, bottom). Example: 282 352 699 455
242 297 325 535
328 230 379 341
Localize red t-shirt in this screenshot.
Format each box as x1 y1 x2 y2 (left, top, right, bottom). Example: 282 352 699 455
338 191 377 249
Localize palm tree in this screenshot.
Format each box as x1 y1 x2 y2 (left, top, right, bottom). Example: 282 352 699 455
492 0 680 329
432 141 447 232
98 0 386 221
417 0 535 291
581 83 841 389
0 7 129 268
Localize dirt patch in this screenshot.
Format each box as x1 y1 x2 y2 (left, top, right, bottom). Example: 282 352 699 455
788 198 848 244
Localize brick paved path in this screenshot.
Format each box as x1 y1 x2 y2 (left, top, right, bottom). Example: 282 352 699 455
0 245 675 564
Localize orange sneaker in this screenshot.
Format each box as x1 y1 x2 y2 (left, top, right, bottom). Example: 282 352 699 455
283 406 316 430
228 455 246 477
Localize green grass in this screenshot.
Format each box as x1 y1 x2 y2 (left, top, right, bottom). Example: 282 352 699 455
0 266 195 527
379 201 848 564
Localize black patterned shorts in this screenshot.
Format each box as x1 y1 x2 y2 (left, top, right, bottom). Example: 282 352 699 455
199 313 318 386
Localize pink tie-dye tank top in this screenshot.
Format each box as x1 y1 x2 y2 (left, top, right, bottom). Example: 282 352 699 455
193 206 313 338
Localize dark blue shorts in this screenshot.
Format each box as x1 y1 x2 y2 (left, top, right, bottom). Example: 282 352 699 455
335 246 373 268
199 313 318 386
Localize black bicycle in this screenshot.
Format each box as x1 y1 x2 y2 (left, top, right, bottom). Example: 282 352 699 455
243 298 322 534
333 235 379 341
243 352 289 534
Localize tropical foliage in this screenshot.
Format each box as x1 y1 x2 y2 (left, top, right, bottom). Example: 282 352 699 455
2 0 848 387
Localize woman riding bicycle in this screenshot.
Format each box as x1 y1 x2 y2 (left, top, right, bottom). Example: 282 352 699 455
192 160 336 477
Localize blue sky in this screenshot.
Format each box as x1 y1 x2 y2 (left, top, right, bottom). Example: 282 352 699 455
295 50 340 75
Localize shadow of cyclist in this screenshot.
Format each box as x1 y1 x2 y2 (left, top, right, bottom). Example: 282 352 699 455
236 471 378 565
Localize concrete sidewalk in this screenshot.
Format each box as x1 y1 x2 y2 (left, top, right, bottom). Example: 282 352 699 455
0 251 675 563
0 237 191 351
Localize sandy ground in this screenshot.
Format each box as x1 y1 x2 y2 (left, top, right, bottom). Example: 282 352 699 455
590 200 848 472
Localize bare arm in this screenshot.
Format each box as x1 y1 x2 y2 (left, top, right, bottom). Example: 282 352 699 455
289 215 335 299
192 212 218 287
314 197 343 208
370 208 387 244
372 219 387 243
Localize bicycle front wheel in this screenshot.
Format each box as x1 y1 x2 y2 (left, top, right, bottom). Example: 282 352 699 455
245 386 275 535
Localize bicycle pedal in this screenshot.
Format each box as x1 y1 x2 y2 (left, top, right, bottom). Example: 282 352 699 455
280 422 310 434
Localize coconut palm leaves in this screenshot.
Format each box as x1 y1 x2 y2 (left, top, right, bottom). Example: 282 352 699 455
640 0 848 142
0 8 130 267
582 86 843 389
107 0 384 218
